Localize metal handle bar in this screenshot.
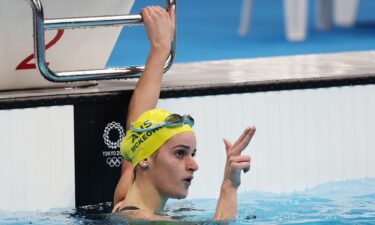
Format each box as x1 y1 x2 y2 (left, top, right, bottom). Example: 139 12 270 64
26 0 176 82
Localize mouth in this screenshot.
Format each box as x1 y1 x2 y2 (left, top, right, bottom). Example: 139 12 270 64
182 177 193 185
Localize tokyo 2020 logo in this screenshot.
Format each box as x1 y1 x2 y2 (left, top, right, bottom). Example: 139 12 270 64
106 157 123 167
103 121 125 149
103 122 125 168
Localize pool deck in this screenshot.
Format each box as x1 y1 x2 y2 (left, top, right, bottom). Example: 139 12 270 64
1 51 375 108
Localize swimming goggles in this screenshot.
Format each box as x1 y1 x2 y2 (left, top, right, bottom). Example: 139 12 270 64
130 114 194 132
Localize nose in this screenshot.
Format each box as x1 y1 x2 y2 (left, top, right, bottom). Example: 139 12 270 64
187 156 199 172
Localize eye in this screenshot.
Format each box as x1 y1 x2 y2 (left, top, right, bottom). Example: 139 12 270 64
191 150 196 157
175 149 186 158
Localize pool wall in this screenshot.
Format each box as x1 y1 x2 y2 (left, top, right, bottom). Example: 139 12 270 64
1 52 375 211
1 85 374 211
0 106 75 211
158 85 375 199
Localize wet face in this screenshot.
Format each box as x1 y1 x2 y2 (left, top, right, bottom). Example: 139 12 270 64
147 131 198 199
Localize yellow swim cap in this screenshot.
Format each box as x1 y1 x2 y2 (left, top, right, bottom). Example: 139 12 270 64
120 109 193 166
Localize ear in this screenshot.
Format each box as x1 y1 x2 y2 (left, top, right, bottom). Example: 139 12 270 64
139 159 149 169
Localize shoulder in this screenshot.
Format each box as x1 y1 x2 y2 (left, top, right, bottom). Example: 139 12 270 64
117 209 173 221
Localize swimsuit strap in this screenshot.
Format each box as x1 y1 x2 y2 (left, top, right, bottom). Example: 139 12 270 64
115 205 140 213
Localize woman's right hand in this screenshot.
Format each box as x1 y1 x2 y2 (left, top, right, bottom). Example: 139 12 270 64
141 6 176 53
214 127 256 220
222 127 256 189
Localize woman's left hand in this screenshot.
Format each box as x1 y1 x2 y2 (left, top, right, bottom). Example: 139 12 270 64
222 127 256 189
141 6 175 52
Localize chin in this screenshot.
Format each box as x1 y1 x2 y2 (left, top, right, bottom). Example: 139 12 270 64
170 190 189 199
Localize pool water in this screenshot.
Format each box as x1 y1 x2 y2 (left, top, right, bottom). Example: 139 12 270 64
1 178 374 224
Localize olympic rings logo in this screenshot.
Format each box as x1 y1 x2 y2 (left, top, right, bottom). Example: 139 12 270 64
106 157 123 167
103 122 125 149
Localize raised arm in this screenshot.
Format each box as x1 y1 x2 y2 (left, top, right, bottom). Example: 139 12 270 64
214 127 256 220
113 5 176 208
126 5 176 130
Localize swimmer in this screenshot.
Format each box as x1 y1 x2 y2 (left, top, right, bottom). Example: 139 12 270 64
112 5 256 221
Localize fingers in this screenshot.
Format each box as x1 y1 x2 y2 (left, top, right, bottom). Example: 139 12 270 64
232 127 256 155
243 165 251 173
140 8 150 23
223 138 232 154
153 5 166 16
231 161 250 173
141 6 173 21
232 127 252 148
229 154 251 173
225 126 256 156
168 5 176 25
140 5 175 49
228 155 251 165
141 6 162 22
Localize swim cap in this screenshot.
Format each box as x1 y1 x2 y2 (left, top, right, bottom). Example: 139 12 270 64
120 109 193 166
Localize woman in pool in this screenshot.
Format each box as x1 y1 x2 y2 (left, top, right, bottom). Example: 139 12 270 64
113 5 256 221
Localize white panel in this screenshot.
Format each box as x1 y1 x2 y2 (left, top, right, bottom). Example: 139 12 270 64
363 85 375 177
0 106 75 211
158 84 375 198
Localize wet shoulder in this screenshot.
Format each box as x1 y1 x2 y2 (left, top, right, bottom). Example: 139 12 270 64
117 208 173 221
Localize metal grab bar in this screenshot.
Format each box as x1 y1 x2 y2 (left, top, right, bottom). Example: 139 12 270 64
26 0 176 82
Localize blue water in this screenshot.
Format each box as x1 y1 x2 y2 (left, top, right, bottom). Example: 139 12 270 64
1 178 375 224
